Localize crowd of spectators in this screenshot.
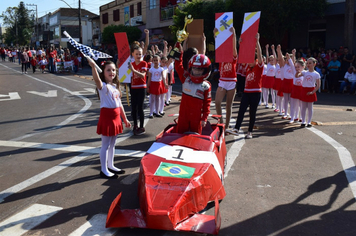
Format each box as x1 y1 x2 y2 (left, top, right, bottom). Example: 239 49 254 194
291 46 356 94
0 45 82 74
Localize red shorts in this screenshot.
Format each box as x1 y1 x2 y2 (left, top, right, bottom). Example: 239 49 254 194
149 81 162 95
291 85 302 100
97 107 123 136
273 78 281 91
281 78 293 94
300 87 317 103
263 75 275 89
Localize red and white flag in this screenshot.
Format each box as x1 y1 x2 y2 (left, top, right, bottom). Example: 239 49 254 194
114 32 132 83
238 11 261 64
215 12 233 63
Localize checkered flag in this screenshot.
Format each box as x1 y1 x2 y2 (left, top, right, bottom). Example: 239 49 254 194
63 31 112 60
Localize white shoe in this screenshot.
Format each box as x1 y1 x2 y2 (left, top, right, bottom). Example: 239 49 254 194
245 132 253 139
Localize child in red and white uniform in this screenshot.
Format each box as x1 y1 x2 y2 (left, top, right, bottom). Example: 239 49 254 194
159 56 169 115
30 56 38 73
214 26 237 130
147 55 167 118
229 33 263 139
262 44 276 109
38 57 48 73
272 45 283 114
130 46 148 135
300 57 321 127
175 49 212 134
277 46 294 119
287 52 304 123
165 59 175 106
88 59 131 179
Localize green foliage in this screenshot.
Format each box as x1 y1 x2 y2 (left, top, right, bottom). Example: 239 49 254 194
102 24 142 44
0 1 34 45
171 0 328 45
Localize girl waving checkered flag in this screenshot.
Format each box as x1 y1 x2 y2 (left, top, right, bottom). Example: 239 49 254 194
63 31 112 60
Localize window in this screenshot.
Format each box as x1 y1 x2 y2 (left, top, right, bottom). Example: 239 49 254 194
149 0 157 9
102 13 108 24
113 9 120 21
137 2 142 16
130 5 134 17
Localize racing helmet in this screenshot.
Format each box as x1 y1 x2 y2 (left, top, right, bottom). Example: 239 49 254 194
188 54 211 83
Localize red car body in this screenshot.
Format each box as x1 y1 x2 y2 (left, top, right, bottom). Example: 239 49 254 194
106 118 227 234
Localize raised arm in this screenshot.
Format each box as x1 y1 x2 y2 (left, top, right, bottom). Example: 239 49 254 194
231 27 237 58
87 57 103 90
163 41 168 57
256 33 263 65
271 44 277 64
292 49 296 64
142 29 149 56
265 44 270 59
286 53 296 75
276 44 285 67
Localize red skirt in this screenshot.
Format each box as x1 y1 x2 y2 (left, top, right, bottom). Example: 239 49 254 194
281 78 293 94
291 85 302 99
263 75 275 88
261 75 267 88
160 80 168 94
300 87 317 103
273 78 281 91
97 107 123 136
149 81 162 95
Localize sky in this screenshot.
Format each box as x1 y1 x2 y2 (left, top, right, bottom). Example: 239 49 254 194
0 0 110 26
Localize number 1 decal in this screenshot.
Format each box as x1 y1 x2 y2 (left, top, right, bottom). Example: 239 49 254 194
172 149 184 160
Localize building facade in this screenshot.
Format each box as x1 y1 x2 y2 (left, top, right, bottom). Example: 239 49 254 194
37 8 98 48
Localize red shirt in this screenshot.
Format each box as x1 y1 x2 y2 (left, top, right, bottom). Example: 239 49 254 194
244 62 264 93
131 61 148 89
219 57 237 82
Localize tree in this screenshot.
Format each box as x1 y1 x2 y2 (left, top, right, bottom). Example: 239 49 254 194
102 24 142 45
0 1 34 45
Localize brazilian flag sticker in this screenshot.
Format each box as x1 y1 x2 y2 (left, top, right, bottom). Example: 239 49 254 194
154 162 195 179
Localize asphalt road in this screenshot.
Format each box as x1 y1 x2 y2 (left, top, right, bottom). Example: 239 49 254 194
0 61 356 236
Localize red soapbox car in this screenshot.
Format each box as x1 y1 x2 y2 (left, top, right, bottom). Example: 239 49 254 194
106 116 227 235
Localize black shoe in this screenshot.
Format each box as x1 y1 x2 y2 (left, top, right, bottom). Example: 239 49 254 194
108 168 126 174
100 171 118 179
154 113 162 118
307 124 312 128
149 115 153 119
159 112 165 116
301 124 306 128
165 101 170 106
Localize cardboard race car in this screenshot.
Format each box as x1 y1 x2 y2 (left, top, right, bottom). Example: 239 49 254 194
106 116 227 235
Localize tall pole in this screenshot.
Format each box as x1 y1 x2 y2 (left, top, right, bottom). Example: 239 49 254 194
79 0 82 43
26 4 38 47
344 0 354 52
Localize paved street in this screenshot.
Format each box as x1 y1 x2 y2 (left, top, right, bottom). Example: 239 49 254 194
0 61 356 236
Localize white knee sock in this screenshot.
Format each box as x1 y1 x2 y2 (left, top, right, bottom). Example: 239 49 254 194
159 94 165 113
107 136 122 172
301 101 307 124
271 89 276 107
307 102 313 124
283 93 290 116
100 135 114 176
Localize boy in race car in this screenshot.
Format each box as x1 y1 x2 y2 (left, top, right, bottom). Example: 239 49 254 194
175 50 212 134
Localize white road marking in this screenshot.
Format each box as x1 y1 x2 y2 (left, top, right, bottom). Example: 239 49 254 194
27 90 57 97
0 203 62 236
308 127 356 200
0 153 92 203
0 92 21 101
0 140 145 158
68 214 117 236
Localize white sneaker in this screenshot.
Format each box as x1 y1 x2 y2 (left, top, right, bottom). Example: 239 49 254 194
245 132 253 139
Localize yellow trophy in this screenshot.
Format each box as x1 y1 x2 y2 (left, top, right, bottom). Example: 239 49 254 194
168 15 194 60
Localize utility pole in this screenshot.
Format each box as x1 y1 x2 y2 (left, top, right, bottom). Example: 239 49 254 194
26 4 38 47
344 0 354 52
79 0 82 43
